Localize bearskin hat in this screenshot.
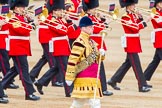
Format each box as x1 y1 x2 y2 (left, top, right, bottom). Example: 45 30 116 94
0 0 8 4
119 0 138 8
46 0 65 13
82 0 99 12
154 0 162 7
8 0 29 10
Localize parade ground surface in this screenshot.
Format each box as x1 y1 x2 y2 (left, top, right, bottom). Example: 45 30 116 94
1 0 162 108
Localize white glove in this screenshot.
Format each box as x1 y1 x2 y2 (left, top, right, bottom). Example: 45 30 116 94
99 48 105 56
66 80 73 86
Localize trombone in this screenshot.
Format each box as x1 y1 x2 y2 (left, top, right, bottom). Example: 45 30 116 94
96 8 139 29
63 9 86 20
0 12 33 31
38 8 67 32
62 11 81 20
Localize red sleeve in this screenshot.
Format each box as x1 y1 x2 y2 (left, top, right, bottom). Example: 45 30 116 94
49 21 67 36
67 24 77 35
121 16 139 32
151 16 162 27
9 19 32 35
93 23 104 34
138 21 145 30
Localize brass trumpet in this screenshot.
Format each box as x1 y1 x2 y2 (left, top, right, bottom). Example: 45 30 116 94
39 8 67 32
62 11 81 19
0 12 33 31
96 8 138 29
135 7 157 17
63 9 86 19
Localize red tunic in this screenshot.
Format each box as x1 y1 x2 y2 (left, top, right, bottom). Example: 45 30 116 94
151 9 162 48
121 13 145 53
67 24 80 39
67 0 81 13
8 14 32 56
38 14 53 44
88 15 107 50
0 16 9 49
49 17 71 56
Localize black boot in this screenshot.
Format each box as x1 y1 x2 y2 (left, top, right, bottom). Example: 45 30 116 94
0 97 9 104
34 81 44 95
102 90 113 96
107 79 120 90
6 83 19 89
25 94 40 101
139 86 150 92
52 82 64 87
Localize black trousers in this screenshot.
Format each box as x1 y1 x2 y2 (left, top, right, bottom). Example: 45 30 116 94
0 49 10 76
144 48 162 81
0 49 15 85
0 81 4 97
111 53 146 88
2 67 18 89
52 71 63 83
30 54 47 78
100 61 107 92
2 56 36 96
38 56 71 96
29 44 62 83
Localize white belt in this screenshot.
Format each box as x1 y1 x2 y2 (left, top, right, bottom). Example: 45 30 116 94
6 35 30 51
49 36 71 52
51 36 68 41
8 36 30 40
38 25 49 29
151 28 162 43
124 33 140 37
90 34 101 37
0 30 9 34
153 28 162 32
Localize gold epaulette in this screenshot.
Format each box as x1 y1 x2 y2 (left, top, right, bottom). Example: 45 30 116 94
122 13 131 19
155 12 160 16
10 15 19 21
12 21 21 28
9 15 21 28
83 13 88 17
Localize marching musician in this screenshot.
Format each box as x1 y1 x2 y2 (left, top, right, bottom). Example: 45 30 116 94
65 0 82 48
1 0 40 100
82 0 113 96
108 0 151 92
34 0 74 97
51 0 82 86
28 0 63 87
29 0 51 82
0 0 19 89
65 16 104 108
0 0 9 103
144 0 162 85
